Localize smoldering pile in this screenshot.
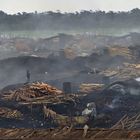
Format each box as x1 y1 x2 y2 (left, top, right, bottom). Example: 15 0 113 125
0 82 82 128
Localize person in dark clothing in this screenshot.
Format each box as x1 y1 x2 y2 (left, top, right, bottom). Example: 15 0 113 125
26 70 31 83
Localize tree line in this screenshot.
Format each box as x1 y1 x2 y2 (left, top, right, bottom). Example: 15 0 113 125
0 8 140 31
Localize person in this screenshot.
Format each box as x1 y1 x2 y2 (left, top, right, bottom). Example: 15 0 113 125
26 70 31 83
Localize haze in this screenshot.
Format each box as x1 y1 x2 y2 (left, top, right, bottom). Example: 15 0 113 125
1 0 140 14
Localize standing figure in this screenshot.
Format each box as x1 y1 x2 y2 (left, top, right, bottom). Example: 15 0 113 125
26 70 31 83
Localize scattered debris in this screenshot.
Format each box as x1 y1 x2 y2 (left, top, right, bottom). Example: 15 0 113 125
0 107 22 119
43 106 88 127
112 114 140 130
0 128 139 139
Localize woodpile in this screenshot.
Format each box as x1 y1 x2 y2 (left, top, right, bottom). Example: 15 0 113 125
108 46 134 59
19 94 77 106
0 107 22 119
30 82 63 95
79 83 104 93
100 63 140 80
0 82 78 121
100 69 118 77
2 82 63 102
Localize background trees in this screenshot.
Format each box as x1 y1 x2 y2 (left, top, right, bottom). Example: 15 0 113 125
0 9 140 31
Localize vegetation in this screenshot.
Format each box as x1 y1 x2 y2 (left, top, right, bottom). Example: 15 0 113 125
0 9 140 31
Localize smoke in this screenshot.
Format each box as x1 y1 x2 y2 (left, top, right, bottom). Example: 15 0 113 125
106 96 121 109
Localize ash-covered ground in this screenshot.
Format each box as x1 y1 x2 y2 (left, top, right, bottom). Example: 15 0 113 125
0 33 140 130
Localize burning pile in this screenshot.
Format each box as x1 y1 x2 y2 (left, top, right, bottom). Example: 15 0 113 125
2 82 63 102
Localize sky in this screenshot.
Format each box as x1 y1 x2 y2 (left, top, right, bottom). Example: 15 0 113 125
0 0 140 14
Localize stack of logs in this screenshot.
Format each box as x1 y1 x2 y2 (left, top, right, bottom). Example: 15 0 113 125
100 63 140 80
2 82 63 102
79 83 104 93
